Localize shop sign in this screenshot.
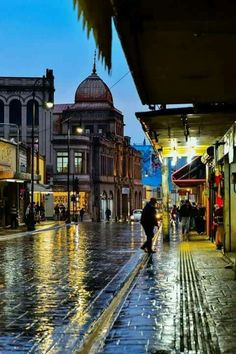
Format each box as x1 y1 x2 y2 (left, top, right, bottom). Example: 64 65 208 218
0 141 16 171
122 187 130 194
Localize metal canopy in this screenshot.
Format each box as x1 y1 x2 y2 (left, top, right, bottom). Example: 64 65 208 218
136 105 236 156
113 1 236 105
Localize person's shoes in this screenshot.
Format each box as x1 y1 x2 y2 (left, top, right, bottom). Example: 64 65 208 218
148 249 156 254
140 245 146 250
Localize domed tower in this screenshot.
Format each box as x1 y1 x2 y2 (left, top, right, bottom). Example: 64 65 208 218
74 63 114 108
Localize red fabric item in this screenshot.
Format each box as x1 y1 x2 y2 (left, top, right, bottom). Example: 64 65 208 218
216 195 223 207
214 174 222 186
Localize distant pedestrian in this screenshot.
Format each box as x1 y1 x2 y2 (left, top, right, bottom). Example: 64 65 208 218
214 204 224 249
105 208 111 221
171 205 178 226
190 202 198 230
80 208 85 222
25 203 35 227
140 197 158 254
35 203 40 223
10 204 18 229
195 204 206 234
179 200 192 240
54 204 60 220
40 204 45 221
60 204 66 221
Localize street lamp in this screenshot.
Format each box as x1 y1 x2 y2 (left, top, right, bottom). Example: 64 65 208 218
67 118 71 223
27 73 54 231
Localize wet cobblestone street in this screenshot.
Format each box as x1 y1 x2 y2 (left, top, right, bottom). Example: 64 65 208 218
0 222 144 352
1 223 236 353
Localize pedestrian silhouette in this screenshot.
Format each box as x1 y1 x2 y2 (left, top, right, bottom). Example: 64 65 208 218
80 208 85 222
105 208 111 221
140 198 158 254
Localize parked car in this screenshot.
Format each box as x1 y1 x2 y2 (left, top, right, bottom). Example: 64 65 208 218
130 209 143 222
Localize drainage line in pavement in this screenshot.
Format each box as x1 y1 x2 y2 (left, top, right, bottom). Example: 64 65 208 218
184 247 205 353
186 247 221 354
180 243 220 354
179 246 193 351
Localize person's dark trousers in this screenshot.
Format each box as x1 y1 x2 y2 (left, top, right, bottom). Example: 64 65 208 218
196 216 204 234
141 225 154 252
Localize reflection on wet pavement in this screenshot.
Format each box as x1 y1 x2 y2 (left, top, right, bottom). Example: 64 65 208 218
101 230 180 353
0 222 144 352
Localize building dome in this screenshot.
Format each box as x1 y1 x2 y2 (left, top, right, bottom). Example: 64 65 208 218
75 67 113 105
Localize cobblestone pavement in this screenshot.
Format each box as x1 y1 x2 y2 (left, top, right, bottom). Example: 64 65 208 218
0 222 145 352
100 230 236 354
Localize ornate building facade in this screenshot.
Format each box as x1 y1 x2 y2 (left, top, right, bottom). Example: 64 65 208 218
52 66 143 221
0 70 54 225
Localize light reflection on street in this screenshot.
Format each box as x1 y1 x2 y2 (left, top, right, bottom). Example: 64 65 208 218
0 222 143 352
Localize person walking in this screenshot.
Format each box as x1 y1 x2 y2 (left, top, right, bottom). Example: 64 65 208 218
179 200 192 240
140 197 158 254
195 204 206 234
10 204 18 229
105 208 111 222
214 204 224 249
54 204 60 220
80 208 85 222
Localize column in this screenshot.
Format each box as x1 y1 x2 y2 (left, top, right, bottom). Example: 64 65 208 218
21 105 27 142
4 105 9 138
162 157 170 241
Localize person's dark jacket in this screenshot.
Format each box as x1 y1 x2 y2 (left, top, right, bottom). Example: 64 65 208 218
179 203 192 218
141 202 157 227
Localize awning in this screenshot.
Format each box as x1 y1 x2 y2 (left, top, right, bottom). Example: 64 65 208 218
172 156 206 187
27 183 53 193
136 105 236 156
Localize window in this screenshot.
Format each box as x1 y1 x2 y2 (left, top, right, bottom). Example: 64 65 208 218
74 152 83 174
9 99 22 125
56 151 68 173
0 100 4 123
85 125 93 134
98 124 107 134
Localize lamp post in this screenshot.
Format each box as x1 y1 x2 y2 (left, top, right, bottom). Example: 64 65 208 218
67 118 71 223
27 74 54 231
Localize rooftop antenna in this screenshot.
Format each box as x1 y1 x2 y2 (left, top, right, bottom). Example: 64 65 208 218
92 49 97 74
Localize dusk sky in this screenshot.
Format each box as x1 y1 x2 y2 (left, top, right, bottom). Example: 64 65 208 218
0 0 147 143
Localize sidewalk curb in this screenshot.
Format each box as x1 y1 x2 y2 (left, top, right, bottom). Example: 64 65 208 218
0 222 69 241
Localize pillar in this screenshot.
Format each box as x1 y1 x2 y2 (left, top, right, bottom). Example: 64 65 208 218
162 157 170 240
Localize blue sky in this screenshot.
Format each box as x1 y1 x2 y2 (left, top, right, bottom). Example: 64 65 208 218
0 0 146 143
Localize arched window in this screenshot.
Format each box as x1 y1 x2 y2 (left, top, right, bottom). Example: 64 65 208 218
27 99 39 126
9 99 22 126
0 100 4 123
